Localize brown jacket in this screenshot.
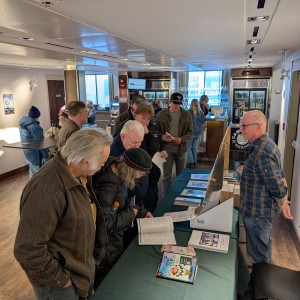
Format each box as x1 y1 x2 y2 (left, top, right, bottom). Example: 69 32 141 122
14 153 108 297
57 118 80 149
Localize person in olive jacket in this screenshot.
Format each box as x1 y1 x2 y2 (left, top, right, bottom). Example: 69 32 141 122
92 148 153 288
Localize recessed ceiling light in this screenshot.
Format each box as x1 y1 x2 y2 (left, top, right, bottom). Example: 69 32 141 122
247 39 261 45
248 16 269 22
19 37 34 41
246 58 254 62
80 50 97 54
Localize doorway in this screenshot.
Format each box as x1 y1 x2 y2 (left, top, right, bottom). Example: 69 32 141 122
47 80 65 125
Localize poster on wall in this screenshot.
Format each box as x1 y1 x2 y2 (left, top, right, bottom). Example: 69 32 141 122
119 89 128 103
3 94 15 115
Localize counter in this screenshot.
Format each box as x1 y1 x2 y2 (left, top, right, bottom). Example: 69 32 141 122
95 111 111 130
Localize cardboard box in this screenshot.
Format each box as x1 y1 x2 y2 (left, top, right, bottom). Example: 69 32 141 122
233 184 240 207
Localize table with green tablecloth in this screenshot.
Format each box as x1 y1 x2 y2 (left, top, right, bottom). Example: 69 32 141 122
153 168 239 239
92 231 248 300
92 168 250 299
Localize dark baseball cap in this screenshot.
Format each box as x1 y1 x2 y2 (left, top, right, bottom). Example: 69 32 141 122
170 92 183 104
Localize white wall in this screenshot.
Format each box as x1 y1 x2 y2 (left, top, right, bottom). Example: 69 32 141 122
274 50 300 240
0 67 63 175
268 69 283 141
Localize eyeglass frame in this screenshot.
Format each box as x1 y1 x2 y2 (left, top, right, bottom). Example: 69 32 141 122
240 122 260 129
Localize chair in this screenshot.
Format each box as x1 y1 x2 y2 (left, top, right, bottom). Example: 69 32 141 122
252 262 300 300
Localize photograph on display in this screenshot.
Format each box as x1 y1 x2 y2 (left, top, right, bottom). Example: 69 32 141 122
3 94 15 115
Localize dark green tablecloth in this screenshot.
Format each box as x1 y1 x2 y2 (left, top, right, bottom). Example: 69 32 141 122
92 168 250 299
92 231 245 300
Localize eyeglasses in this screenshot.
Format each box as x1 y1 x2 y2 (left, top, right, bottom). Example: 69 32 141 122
240 123 259 129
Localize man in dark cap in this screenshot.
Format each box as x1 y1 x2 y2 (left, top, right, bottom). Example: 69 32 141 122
19 106 48 178
156 92 193 194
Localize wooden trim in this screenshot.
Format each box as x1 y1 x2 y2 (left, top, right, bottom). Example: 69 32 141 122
0 165 28 181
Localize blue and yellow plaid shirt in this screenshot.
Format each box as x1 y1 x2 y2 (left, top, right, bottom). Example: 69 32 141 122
240 134 287 218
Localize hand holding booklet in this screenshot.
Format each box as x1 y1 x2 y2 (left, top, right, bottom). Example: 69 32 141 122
137 216 176 245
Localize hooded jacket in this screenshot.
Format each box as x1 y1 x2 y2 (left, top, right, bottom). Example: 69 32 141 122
19 116 48 165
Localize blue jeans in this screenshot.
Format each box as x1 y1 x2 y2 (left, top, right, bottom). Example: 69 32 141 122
243 216 272 263
162 152 187 194
33 285 79 300
28 161 39 179
187 134 200 164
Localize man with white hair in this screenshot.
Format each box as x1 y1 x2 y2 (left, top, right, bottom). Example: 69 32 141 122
110 120 144 157
14 128 112 300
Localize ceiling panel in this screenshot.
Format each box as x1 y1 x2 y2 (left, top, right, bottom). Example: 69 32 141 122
0 0 299 72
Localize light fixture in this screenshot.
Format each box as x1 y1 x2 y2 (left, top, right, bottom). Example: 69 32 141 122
29 79 37 91
280 68 290 80
247 16 269 22
247 39 261 45
34 0 62 6
19 37 34 41
279 49 290 80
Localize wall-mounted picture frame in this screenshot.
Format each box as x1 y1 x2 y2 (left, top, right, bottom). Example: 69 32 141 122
3 94 15 115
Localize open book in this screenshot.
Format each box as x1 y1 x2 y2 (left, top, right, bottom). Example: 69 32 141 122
137 216 176 245
156 251 198 284
188 230 230 254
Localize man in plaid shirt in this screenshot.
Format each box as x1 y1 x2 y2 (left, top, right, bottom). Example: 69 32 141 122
239 110 293 264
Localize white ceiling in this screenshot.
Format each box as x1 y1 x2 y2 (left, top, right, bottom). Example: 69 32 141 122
0 0 299 73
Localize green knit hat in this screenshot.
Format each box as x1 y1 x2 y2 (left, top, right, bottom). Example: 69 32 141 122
123 148 152 172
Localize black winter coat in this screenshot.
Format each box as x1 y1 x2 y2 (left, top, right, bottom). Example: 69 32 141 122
92 157 135 264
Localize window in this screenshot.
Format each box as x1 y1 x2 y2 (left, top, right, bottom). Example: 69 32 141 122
85 74 110 109
188 71 222 106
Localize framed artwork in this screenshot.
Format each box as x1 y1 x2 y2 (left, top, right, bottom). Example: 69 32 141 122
3 94 15 115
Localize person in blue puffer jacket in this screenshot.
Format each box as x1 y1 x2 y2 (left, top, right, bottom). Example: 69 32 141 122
19 106 48 178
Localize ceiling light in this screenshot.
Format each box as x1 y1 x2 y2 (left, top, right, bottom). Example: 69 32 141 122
247 39 261 45
246 58 254 62
34 0 62 6
19 37 34 41
80 50 97 54
247 16 269 22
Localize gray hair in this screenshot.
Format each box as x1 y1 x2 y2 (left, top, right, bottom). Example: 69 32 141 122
60 128 112 169
116 157 143 189
120 120 144 139
86 100 93 108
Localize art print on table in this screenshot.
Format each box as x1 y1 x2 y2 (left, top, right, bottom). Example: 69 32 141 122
3 94 15 115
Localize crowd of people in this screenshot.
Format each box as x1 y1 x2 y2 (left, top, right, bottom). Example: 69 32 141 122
15 94 293 300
